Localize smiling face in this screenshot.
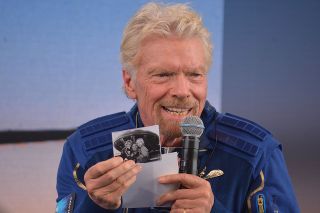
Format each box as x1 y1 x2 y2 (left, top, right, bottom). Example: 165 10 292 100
123 36 208 146
124 140 132 149
131 143 138 151
136 138 144 147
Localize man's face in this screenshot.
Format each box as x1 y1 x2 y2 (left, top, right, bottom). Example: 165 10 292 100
125 140 131 148
123 36 208 144
136 139 144 147
132 143 138 151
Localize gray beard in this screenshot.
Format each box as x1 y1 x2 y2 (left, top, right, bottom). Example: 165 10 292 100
158 118 182 142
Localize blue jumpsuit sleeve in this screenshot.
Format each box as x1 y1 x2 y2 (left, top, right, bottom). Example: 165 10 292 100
248 147 300 213
56 140 79 201
56 140 122 213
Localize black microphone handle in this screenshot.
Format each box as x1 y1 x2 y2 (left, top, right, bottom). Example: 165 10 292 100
179 135 200 175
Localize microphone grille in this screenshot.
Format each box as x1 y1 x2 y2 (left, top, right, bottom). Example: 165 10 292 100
180 116 204 137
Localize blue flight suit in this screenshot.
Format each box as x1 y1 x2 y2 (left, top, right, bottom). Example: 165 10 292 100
56 101 299 212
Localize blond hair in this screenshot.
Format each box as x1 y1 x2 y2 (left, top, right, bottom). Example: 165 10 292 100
120 2 213 75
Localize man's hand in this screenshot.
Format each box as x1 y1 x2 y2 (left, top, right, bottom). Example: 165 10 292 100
84 157 142 209
157 173 214 213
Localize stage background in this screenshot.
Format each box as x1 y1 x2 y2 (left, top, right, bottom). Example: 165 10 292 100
222 0 320 212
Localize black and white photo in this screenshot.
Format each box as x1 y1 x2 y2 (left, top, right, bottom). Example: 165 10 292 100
112 125 161 163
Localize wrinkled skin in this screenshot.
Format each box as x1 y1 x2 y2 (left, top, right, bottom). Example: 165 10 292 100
123 36 208 146
157 173 214 212
84 157 141 209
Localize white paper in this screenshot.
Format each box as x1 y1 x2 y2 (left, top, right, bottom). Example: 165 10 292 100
122 152 179 208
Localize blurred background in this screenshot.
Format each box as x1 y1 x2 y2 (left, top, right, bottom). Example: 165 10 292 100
0 0 319 212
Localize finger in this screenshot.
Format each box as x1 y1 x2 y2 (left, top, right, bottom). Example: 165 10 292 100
171 208 201 213
88 187 121 210
157 188 204 205
94 175 138 209
85 157 124 179
87 160 137 190
102 164 142 192
110 172 139 198
90 168 140 202
171 198 209 209
170 209 187 213
158 173 207 188
87 166 141 210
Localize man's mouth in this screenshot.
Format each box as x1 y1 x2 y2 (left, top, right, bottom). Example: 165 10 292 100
162 106 192 116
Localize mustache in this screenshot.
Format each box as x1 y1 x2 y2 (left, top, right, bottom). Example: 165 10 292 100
160 100 198 108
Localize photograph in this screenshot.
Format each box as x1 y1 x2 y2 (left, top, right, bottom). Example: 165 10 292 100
112 125 161 163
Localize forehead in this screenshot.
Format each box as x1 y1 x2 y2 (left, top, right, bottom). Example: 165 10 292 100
136 36 207 72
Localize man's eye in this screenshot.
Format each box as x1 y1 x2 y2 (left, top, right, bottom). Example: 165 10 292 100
191 73 201 77
156 73 172 77
189 72 203 78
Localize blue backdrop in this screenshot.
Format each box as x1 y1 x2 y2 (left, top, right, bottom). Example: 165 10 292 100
0 0 224 130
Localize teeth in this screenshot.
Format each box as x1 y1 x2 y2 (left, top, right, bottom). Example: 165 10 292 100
163 107 189 115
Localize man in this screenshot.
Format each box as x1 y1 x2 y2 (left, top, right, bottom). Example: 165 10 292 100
136 138 149 163
120 139 133 161
56 3 299 212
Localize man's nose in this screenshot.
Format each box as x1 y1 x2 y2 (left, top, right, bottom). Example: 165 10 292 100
170 75 191 98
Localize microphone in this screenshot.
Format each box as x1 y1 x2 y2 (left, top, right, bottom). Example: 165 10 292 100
179 116 204 175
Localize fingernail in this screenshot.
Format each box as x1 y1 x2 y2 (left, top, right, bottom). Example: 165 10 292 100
158 177 164 183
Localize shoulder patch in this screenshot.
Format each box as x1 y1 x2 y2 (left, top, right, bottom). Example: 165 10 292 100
56 193 75 213
217 113 270 141
216 130 259 156
80 112 133 152
67 111 135 169
79 112 129 138
84 134 113 151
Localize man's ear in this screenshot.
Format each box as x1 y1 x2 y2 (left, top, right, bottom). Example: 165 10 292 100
122 70 137 99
